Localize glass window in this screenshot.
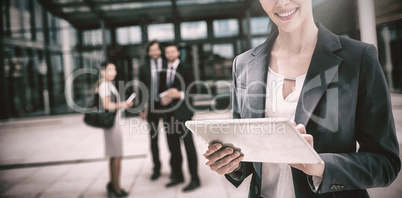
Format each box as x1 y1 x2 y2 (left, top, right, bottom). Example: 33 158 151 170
251 37 267 48
62 6 90 13
180 21 207 40
58 18 77 48
48 13 63 45
34 1 44 41
83 29 102 46
52 0 84 3
50 53 65 107
100 1 171 11
117 27 129 45
68 28 77 47
178 0 244 6
213 43 234 59
21 0 31 40
3 47 47 117
2 0 7 34
213 19 238 38
211 43 234 80
117 26 142 45
8 0 32 40
9 1 23 39
251 17 270 35
148 23 175 42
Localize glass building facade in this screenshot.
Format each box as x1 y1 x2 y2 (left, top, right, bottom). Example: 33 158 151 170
1 0 79 118
1 0 401 119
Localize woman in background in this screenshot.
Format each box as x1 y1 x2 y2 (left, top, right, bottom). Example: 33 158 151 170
98 61 133 197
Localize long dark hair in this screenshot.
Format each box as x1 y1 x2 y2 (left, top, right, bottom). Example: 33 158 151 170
95 61 115 90
100 61 112 71
268 19 278 35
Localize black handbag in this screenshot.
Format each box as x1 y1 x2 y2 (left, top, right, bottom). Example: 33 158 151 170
83 93 116 129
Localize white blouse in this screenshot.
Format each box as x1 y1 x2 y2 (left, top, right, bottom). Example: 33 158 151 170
99 81 119 99
261 67 306 198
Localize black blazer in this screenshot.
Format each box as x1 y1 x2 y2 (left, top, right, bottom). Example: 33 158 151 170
159 62 194 121
138 58 168 113
226 23 401 198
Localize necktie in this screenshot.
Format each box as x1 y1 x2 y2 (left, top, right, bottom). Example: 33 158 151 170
167 65 174 88
152 59 160 102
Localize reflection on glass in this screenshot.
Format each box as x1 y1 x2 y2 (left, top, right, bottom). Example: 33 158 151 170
180 21 207 40
21 0 31 40
52 0 84 3
148 23 175 42
3 48 47 117
117 26 142 45
213 43 234 59
34 1 44 41
211 43 233 80
251 17 270 35
9 0 23 39
48 13 63 45
251 37 267 48
178 0 244 6
101 1 171 11
213 19 238 38
50 53 65 106
83 29 102 46
62 6 90 13
68 28 77 47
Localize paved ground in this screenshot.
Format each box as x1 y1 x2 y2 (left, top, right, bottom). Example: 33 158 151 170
0 94 401 198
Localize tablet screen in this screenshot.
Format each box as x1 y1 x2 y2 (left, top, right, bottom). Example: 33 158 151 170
185 118 323 164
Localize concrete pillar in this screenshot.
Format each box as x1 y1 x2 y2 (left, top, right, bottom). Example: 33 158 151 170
101 20 107 58
192 45 201 93
60 20 74 112
381 27 394 89
358 0 378 49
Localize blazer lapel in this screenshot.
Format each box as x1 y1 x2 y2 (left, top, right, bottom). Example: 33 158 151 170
244 32 277 118
295 23 343 127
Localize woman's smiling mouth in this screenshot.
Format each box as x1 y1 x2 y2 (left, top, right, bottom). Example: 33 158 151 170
275 8 299 20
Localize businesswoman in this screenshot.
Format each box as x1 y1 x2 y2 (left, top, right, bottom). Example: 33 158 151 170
203 0 401 197
98 61 133 197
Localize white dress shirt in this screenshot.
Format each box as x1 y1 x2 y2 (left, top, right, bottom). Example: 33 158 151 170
167 59 185 100
151 57 162 102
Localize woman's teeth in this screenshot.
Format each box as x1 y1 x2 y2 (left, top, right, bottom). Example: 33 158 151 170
277 9 296 17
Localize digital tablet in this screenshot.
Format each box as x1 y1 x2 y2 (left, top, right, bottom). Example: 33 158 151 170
159 90 169 98
185 118 323 164
126 93 136 104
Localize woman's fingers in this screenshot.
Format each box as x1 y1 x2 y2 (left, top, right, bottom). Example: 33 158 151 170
203 143 222 157
292 123 311 146
203 143 244 175
216 154 244 175
205 147 234 166
302 134 314 147
209 150 241 172
295 124 306 134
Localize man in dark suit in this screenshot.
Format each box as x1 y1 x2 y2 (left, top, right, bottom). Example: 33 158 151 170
159 43 200 192
138 40 168 181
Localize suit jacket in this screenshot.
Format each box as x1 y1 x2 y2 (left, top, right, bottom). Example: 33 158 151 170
159 61 194 121
138 58 167 115
225 23 401 198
